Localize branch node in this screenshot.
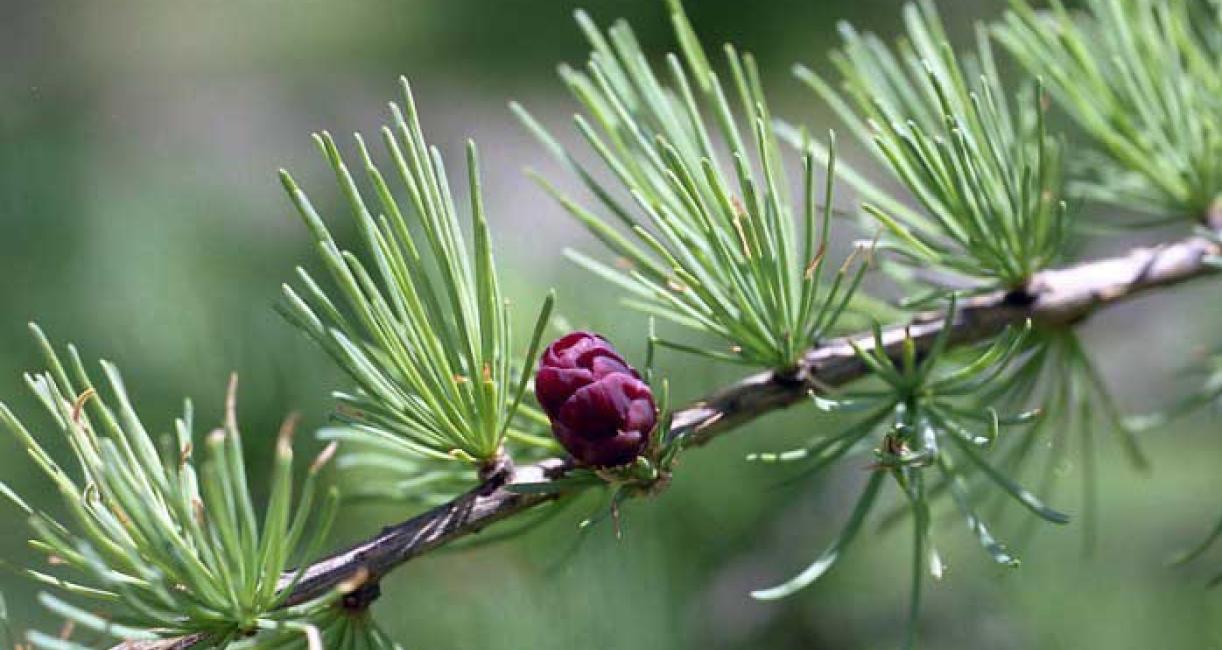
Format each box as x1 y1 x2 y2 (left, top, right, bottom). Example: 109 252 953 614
1001 287 1037 308
773 365 808 388
477 447 515 486
340 580 382 612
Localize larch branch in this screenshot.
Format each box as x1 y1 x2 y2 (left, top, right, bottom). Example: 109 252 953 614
124 227 1220 649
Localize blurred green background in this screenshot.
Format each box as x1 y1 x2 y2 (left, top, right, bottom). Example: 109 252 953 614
2 0 1221 648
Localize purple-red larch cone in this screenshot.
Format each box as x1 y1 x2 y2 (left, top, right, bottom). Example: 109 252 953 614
534 331 657 467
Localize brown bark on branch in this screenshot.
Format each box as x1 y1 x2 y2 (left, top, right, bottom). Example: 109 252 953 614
122 229 1220 649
